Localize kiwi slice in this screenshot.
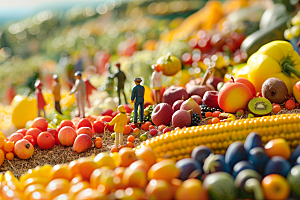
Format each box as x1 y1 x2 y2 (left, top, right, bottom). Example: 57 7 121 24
248 97 272 116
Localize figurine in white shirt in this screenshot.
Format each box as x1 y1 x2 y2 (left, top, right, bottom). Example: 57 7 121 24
151 64 163 104
69 71 86 118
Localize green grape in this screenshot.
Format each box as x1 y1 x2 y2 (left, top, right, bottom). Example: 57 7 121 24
284 29 293 40
291 25 300 37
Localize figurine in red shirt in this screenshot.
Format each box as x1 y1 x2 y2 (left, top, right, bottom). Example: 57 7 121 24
83 76 97 108
35 79 47 118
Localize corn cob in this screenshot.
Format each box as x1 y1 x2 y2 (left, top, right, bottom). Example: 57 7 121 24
135 113 300 162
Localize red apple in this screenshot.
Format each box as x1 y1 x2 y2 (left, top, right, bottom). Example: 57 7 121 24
101 108 114 116
172 110 191 128
58 126 77 146
151 103 174 126
99 116 114 132
26 128 42 144
150 129 158 136
73 134 92 153
47 128 58 138
172 99 184 112
14 139 34 159
191 95 202 105
163 127 171 133
163 86 189 107
206 77 224 91
76 118 92 130
93 120 105 134
77 127 93 138
203 91 220 109
37 132 55 150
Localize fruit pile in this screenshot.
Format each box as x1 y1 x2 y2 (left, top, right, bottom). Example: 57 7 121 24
3 128 300 200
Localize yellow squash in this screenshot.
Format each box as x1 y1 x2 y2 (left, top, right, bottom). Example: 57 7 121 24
247 41 300 94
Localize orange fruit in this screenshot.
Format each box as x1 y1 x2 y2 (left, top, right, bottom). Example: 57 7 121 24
0 136 5 148
262 174 290 200
111 147 119 153
149 125 155 130
118 148 137 167
136 146 156 167
141 123 150 131
51 164 73 181
4 141 14 152
123 125 131 135
122 168 147 188
126 142 134 148
77 159 98 180
175 179 209 200
6 152 14 160
119 145 125 150
90 166 111 189
273 105 281 114
265 138 291 159
46 179 70 199
95 141 102 148
0 149 4 166
148 159 180 181
207 119 212 124
94 137 102 142
145 179 173 200
127 135 135 143
205 112 212 118
212 117 220 124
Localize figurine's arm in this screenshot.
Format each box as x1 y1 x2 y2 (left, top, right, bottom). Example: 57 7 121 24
131 87 136 103
109 114 120 125
69 80 79 95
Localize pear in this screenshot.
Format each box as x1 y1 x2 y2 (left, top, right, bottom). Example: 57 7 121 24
180 98 202 118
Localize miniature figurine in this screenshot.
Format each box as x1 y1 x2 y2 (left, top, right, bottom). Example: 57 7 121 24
83 75 97 108
131 78 145 124
34 79 46 118
69 71 86 118
112 62 128 105
52 74 62 114
151 64 163 104
108 105 127 148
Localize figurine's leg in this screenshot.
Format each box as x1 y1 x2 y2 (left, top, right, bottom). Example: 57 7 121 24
55 101 62 114
153 90 157 104
37 109 41 117
42 108 46 118
117 88 121 105
115 132 119 148
81 99 85 118
122 89 128 104
86 97 91 108
156 90 161 103
119 132 123 146
134 103 138 123
139 102 144 123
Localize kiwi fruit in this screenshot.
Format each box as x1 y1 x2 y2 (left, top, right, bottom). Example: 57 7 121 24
248 97 272 116
261 78 288 104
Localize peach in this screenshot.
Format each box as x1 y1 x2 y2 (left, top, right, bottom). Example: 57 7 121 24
151 103 173 126
225 77 256 96
26 128 42 144
180 98 201 116
172 110 191 128
293 81 300 103
14 139 34 159
16 129 27 136
77 127 93 138
73 134 92 153
218 80 252 113
37 132 55 150
31 117 48 132
58 126 77 146
9 133 24 144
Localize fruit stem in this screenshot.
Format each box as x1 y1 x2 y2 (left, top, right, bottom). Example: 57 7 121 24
231 77 235 82
200 64 214 86
244 178 264 200
280 54 300 78
166 52 172 61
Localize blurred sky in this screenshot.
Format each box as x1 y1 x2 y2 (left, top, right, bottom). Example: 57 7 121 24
0 0 104 25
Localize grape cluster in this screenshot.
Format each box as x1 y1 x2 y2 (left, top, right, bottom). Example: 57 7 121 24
190 112 201 126
200 105 222 118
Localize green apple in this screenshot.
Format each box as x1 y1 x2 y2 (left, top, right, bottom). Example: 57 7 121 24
287 165 300 198
140 133 147 141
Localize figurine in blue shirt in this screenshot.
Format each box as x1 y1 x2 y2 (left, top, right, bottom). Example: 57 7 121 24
131 78 145 124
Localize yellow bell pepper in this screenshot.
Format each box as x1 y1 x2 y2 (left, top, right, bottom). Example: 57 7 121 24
11 95 37 129
247 41 300 94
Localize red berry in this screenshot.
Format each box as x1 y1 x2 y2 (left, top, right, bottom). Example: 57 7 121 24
285 99 296 110
150 129 158 136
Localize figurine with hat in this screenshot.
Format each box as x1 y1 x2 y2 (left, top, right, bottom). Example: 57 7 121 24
112 62 127 105
35 79 47 118
108 105 128 148
69 71 86 118
52 74 62 114
131 77 145 124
